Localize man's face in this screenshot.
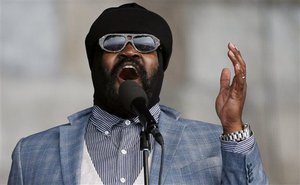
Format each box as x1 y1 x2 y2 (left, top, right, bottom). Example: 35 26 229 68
101 43 159 95
91 33 164 117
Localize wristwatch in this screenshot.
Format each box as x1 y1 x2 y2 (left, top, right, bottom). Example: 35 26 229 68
220 123 252 142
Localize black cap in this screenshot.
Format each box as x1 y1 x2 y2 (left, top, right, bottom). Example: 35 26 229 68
85 3 173 71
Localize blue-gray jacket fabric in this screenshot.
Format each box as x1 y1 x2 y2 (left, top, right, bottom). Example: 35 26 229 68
8 105 268 185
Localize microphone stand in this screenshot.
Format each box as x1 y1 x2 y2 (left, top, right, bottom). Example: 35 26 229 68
140 129 151 185
132 98 163 185
135 107 150 185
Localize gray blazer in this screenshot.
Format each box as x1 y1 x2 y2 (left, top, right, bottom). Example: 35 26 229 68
8 105 268 185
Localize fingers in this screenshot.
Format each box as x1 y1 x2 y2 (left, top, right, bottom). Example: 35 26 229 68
227 43 246 87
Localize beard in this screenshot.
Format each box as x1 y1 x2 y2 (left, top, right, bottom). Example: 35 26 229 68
100 56 158 118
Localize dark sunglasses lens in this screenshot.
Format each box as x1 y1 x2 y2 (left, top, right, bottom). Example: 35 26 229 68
133 36 156 52
103 35 126 52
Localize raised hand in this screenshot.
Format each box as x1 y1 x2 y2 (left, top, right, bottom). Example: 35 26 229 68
215 43 247 134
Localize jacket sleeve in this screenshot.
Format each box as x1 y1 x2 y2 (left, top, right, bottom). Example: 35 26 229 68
221 140 269 185
8 139 24 185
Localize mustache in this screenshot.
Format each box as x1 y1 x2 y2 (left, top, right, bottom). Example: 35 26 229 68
110 56 145 78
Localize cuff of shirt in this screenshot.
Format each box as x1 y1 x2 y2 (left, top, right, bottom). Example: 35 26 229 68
220 135 255 154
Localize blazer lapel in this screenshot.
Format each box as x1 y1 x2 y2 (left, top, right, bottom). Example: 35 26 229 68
59 108 92 185
150 109 185 184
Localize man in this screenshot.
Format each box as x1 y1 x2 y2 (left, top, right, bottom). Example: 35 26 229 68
8 3 268 185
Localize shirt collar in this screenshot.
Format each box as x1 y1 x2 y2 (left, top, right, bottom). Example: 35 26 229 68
89 104 161 134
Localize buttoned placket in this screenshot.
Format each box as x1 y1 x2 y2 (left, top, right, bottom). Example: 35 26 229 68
116 119 141 184
120 121 131 156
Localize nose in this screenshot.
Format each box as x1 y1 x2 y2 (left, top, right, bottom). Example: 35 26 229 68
119 43 141 58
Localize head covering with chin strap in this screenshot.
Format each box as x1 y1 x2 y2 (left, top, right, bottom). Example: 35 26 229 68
85 3 173 117
85 3 173 71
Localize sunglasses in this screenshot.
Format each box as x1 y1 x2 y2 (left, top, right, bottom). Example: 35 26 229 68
99 33 160 53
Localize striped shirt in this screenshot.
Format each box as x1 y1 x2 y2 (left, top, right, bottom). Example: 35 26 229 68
85 104 160 185
85 104 254 184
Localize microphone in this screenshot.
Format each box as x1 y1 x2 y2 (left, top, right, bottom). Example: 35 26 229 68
119 80 164 145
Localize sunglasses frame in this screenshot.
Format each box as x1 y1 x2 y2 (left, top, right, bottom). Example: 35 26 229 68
99 33 160 53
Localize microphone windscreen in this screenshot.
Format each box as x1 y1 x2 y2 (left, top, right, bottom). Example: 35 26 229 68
119 80 148 111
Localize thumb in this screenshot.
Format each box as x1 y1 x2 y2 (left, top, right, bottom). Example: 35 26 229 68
219 68 231 93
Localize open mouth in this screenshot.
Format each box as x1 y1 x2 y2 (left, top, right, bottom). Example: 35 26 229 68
118 65 140 81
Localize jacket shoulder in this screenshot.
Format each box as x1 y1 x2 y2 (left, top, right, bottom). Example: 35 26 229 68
179 117 222 135
160 104 222 134
19 107 93 148
18 124 67 151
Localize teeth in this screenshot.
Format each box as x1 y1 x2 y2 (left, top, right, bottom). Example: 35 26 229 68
123 65 135 69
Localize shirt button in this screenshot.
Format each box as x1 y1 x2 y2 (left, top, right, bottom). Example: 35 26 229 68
104 131 109 135
120 177 126 183
121 149 127 154
125 120 131 126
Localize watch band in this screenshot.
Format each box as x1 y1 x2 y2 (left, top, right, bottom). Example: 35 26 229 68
220 123 252 142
